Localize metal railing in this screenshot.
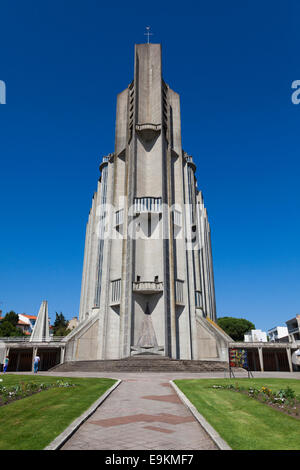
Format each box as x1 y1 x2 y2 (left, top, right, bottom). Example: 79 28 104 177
0 336 66 343
287 327 300 335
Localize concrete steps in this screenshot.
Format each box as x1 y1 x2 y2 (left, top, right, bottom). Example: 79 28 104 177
50 355 229 373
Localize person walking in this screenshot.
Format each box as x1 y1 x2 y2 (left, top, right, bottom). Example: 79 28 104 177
33 355 40 374
3 356 9 373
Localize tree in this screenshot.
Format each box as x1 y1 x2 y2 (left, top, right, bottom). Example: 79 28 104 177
3 311 19 327
217 317 255 342
52 312 71 336
0 311 24 337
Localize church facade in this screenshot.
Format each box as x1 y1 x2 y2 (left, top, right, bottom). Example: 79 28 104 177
64 43 230 362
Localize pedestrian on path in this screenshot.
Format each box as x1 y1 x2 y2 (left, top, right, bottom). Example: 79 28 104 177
33 355 40 373
3 356 9 373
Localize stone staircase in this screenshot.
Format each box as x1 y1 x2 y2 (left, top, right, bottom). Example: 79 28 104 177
50 354 230 373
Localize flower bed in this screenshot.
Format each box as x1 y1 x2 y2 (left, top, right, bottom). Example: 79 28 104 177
211 383 300 419
0 379 76 406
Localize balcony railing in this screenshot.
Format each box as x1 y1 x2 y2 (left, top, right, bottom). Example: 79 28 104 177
111 279 122 305
135 123 161 132
175 280 184 304
288 327 300 335
133 281 163 294
173 209 182 227
133 197 162 214
115 208 124 227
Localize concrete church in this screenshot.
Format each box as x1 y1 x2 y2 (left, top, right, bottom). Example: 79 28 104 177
64 43 230 364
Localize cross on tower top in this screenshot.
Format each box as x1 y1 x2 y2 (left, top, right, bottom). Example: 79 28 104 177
144 26 153 44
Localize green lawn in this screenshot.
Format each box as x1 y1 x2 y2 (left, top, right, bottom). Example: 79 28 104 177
0 374 116 450
174 378 300 450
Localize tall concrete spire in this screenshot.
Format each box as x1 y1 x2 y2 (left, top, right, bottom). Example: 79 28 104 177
30 300 50 342
63 43 230 363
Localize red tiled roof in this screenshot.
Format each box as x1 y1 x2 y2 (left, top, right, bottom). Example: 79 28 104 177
0 314 37 321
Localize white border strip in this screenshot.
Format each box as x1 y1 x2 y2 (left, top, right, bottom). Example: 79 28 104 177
44 379 122 450
170 380 232 450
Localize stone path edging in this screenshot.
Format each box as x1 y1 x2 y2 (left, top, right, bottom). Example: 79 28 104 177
169 381 232 450
44 379 122 450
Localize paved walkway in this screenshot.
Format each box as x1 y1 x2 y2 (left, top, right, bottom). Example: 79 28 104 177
11 370 300 450
61 374 217 450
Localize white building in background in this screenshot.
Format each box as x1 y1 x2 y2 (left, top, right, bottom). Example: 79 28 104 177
286 315 300 342
244 329 268 343
268 326 289 343
17 314 37 336
67 317 79 331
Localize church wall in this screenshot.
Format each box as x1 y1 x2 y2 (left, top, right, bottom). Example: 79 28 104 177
104 307 120 359
97 157 117 358
74 320 100 361
83 193 98 315
64 338 75 362
80 210 92 321
135 137 163 198
196 319 219 359
168 89 181 156
167 92 193 359
110 156 126 284
115 89 128 156
79 218 90 322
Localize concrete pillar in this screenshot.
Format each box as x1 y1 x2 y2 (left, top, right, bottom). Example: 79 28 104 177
286 347 293 372
31 347 37 372
16 352 21 372
4 347 10 371
60 347 65 364
258 347 264 372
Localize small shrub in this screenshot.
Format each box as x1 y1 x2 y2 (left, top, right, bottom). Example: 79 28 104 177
211 383 299 416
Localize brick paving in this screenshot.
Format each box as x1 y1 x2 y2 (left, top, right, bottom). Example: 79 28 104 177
60 375 218 450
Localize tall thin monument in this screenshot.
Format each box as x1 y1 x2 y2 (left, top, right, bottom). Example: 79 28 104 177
64 43 230 362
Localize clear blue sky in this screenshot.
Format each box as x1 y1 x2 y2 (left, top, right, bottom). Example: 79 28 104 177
0 0 299 330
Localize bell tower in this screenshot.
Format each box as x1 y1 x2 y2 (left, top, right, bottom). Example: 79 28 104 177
64 43 230 363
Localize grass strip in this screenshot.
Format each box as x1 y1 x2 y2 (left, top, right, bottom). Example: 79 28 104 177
0 374 116 450
174 378 300 450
